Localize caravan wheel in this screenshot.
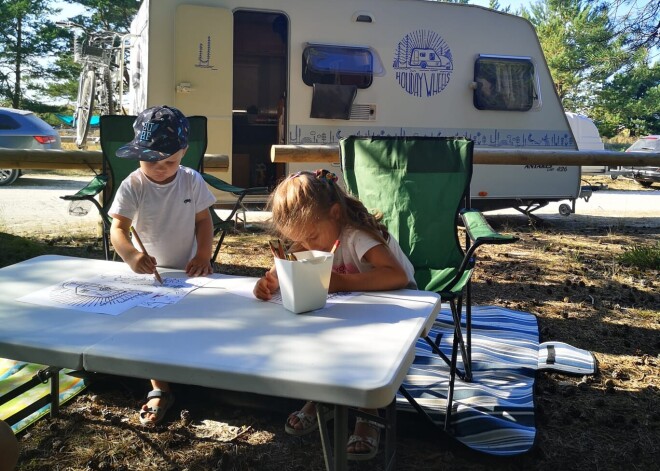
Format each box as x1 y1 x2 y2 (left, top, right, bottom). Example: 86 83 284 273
558 203 572 217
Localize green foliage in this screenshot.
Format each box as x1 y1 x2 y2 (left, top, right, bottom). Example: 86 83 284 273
591 52 660 137
523 0 628 111
617 242 660 270
0 0 69 108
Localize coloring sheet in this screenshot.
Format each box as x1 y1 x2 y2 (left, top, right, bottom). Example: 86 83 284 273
17 273 215 315
205 275 360 309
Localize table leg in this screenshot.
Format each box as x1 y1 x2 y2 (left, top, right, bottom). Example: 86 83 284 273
317 404 334 471
316 403 349 471
384 399 397 470
333 405 348 471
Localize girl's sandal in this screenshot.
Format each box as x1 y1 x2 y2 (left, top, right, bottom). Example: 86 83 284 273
284 401 318 436
346 416 384 461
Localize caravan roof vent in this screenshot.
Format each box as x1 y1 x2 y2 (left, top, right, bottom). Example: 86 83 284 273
350 104 376 121
352 11 374 23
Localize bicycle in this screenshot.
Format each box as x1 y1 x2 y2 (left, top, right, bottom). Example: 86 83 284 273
57 22 133 148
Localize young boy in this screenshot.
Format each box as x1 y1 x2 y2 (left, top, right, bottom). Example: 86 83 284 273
109 105 216 425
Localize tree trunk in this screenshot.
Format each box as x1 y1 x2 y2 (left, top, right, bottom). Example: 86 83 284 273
13 15 23 109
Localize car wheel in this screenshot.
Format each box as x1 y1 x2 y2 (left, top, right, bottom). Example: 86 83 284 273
637 181 653 188
0 169 20 186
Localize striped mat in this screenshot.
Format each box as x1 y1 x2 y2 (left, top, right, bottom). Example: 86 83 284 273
0 359 88 433
397 305 597 456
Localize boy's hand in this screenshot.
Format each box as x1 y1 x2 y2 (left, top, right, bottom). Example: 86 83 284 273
253 270 279 300
127 251 158 275
185 254 213 277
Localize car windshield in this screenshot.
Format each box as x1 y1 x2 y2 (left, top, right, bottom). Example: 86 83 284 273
628 137 660 152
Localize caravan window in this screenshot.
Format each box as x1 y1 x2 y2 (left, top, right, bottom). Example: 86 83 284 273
473 55 539 111
302 44 373 88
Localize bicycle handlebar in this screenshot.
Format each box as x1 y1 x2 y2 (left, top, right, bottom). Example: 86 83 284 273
56 21 129 41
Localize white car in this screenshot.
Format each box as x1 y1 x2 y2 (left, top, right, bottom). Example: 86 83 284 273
622 135 660 188
0 107 62 186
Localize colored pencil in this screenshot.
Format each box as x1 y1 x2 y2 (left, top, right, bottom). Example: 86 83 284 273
130 226 163 285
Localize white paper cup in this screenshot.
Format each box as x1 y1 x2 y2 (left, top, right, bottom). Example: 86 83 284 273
274 250 334 313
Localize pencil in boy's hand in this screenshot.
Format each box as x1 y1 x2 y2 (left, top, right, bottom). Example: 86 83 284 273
330 239 340 254
130 226 163 285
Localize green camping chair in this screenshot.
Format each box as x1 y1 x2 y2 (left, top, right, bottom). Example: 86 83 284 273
61 114 267 261
340 135 518 429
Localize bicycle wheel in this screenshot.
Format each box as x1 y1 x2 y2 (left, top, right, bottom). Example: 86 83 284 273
97 68 115 115
75 68 95 148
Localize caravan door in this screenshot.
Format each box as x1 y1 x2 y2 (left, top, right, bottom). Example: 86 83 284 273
175 5 233 174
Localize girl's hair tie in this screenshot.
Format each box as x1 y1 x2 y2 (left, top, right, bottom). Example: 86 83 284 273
315 169 338 183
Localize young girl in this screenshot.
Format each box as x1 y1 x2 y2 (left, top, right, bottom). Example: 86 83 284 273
253 169 416 461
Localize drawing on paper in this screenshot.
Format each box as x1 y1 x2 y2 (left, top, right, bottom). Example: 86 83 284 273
49 281 151 308
18 273 215 316
107 274 190 289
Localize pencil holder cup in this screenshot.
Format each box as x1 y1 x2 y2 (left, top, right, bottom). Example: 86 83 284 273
274 250 334 314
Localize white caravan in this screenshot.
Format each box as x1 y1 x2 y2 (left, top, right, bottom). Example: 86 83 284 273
565 112 607 174
129 0 587 214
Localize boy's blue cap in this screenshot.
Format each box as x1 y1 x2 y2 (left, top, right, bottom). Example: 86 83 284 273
116 105 189 161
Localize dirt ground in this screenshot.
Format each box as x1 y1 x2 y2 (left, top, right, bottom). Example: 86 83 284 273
6 176 660 471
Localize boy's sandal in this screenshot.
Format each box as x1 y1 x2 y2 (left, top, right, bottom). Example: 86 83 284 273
139 389 175 426
346 417 384 461
284 401 318 436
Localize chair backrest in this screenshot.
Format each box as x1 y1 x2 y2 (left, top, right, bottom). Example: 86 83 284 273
340 136 474 291
99 114 208 209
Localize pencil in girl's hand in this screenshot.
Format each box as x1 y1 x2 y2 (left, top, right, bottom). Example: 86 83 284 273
330 239 340 254
269 239 286 259
277 239 286 259
130 226 163 285
268 240 280 258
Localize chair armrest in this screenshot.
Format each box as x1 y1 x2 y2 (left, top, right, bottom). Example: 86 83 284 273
60 175 109 201
460 208 518 246
201 172 268 196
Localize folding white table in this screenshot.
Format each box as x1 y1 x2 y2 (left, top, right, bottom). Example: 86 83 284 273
0 255 441 470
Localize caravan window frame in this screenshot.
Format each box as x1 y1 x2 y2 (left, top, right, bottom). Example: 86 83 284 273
473 55 541 111
302 44 374 89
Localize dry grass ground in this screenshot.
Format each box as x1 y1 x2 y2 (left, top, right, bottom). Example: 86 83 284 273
5 176 659 471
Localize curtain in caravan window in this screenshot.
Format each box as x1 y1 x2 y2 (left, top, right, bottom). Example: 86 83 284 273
474 56 535 111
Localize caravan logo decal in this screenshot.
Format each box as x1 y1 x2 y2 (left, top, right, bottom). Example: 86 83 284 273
393 30 453 97
195 36 218 70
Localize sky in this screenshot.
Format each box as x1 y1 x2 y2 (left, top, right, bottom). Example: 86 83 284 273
469 0 526 12
52 1 88 22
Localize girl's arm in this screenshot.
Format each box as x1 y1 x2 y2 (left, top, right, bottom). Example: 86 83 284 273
329 244 410 292
109 214 158 274
186 208 214 276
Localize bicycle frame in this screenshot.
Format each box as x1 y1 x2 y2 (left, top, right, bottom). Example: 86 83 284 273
58 22 135 148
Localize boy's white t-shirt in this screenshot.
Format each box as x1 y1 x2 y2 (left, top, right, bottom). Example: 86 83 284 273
332 226 417 289
109 166 216 269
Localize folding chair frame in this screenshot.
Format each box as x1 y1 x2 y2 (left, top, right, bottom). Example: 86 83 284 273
340 136 518 432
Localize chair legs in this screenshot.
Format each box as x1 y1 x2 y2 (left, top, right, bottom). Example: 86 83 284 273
424 295 473 432
101 229 111 261
212 229 227 263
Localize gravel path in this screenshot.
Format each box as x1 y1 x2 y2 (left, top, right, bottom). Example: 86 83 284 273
1 173 658 236
0 173 272 237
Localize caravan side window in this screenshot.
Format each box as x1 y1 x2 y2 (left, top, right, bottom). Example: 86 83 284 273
302 44 373 88
473 55 540 111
